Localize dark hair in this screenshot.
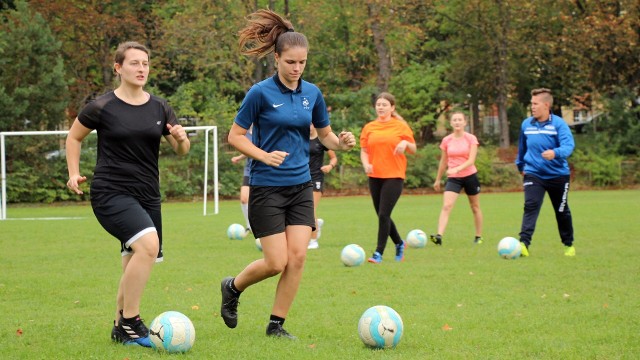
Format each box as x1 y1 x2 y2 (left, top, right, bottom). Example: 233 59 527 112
114 41 149 66
238 9 308 58
531 88 554 106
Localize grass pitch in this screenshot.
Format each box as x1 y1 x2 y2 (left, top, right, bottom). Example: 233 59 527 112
1 190 639 359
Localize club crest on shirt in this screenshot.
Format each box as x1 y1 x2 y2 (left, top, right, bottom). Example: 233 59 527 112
302 97 310 110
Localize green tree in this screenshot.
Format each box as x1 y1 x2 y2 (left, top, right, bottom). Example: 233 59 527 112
0 1 67 131
29 0 149 119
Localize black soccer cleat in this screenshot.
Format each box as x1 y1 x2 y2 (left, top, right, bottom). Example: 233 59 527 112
266 322 297 340
220 277 240 328
430 234 442 246
112 316 151 347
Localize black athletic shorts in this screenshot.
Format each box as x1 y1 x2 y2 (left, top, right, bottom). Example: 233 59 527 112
248 182 315 238
311 176 325 193
91 192 163 261
242 176 250 187
445 173 481 195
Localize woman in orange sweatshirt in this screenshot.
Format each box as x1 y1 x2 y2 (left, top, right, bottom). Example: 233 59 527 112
360 92 416 263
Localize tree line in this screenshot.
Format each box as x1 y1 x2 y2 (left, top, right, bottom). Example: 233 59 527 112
0 0 638 203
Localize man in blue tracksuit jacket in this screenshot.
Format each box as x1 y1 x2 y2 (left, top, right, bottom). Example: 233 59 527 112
515 88 576 257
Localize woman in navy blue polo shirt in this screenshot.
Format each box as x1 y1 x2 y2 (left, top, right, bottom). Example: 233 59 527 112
219 9 356 339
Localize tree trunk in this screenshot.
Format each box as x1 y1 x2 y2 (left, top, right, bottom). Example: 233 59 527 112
496 0 510 148
472 100 480 136
367 1 391 92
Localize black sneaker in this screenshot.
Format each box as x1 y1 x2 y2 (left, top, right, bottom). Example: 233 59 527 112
430 234 442 246
220 277 240 328
266 322 297 340
110 310 123 342
113 316 151 347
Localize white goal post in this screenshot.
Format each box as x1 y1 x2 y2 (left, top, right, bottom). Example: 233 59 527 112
0 126 218 220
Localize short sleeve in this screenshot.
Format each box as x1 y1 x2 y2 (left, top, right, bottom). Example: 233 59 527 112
162 99 178 136
234 85 263 130
311 88 330 129
77 100 101 129
466 133 479 146
400 122 415 143
360 123 370 149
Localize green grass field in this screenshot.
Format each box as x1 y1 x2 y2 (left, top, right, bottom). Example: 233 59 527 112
1 190 639 359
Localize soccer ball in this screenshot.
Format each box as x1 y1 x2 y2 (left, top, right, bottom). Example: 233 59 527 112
341 244 366 267
406 229 427 248
255 238 262 251
227 223 246 240
358 305 404 349
149 311 195 353
497 236 522 259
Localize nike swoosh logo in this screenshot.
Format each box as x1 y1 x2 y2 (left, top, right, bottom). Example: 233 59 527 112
272 103 284 108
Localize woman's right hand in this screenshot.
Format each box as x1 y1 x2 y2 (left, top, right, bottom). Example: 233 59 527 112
262 151 289 167
363 164 373 174
433 181 441 192
67 175 87 195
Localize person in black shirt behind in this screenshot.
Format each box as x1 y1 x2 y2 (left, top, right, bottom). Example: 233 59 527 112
66 41 190 347
307 124 337 249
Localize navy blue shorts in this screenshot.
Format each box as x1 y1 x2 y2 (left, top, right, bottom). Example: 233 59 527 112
445 173 481 195
91 193 163 261
242 176 250 187
248 182 315 238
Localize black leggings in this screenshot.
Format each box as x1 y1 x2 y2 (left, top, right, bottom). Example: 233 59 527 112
368 177 404 255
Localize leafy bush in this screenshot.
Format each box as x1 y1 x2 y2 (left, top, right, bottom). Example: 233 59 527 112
571 148 623 187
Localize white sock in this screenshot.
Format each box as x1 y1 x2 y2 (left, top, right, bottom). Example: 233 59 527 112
241 203 250 230
316 221 323 239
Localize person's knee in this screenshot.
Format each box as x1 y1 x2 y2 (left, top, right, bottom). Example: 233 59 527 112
264 257 287 276
134 235 159 259
287 249 307 269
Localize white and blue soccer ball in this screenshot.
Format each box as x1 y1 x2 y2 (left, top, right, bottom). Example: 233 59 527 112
149 311 195 353
358 305 404 349
406 229 427 248
497 236 522 259
341 244 366 267
255 238 262 251
227 223 246 240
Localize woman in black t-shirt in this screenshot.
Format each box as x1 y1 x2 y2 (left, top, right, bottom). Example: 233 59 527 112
307 124 337 249
65 41 190 347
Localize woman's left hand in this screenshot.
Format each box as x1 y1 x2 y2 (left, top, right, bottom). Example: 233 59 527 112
394 140 408 155
167 123 188 143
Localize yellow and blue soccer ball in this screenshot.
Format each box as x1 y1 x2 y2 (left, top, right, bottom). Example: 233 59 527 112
406 229 427 248
358 305 404 349
227 223 246 240
149 311 195 353
341 244 366 267
255 238 262 251
497 236 522 259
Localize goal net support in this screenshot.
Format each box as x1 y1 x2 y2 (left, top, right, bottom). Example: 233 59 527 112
0 126 218 220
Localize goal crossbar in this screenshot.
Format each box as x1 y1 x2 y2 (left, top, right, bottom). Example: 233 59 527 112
0 126 218 220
